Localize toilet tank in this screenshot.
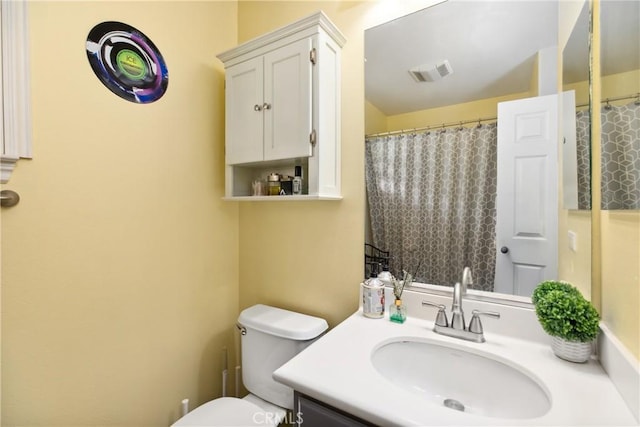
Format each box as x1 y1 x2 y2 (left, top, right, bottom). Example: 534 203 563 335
238 304 328 409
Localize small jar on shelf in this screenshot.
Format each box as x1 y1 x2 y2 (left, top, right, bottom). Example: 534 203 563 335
267 173 281 196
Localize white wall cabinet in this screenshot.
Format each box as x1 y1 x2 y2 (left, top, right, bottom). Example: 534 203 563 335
217 11 345 200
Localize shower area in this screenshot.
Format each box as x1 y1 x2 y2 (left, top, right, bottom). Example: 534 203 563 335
365 120 498 291
575 94 640 210
599 95 640 210
365 93 640 292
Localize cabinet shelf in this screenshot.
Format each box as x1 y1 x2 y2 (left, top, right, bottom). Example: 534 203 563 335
223 195 342 202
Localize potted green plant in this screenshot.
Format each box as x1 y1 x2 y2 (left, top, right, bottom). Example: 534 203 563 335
532 280 600 363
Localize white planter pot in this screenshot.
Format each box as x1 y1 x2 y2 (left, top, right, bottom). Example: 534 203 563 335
551 336 593 363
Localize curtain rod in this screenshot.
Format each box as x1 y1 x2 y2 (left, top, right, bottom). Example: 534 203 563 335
577 92 640 108
367 92 640 139
365 116 497 139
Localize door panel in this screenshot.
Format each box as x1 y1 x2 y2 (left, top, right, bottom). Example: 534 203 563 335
495 94 559 296
225 57 264 165
264 38 313 161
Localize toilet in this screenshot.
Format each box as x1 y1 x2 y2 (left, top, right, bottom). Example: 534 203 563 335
171 304 328 427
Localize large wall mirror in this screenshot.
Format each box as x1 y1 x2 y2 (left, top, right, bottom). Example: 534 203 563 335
364 0 591 299
562 1 591 211
600 0 639 210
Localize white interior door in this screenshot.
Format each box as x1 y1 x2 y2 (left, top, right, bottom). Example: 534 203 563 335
495 94 559 297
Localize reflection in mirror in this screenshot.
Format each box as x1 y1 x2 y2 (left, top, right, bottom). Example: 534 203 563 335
562 1 591 210
364 1 581 298
600 0 640 210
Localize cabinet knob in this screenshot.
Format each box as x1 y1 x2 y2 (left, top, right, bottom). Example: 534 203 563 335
500 246 509 254
254 104 262 111
263 102 271 110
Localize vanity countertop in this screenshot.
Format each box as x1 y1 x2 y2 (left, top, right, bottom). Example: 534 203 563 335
274 292 637 426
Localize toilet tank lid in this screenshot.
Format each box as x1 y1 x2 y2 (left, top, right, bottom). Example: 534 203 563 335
239 304 328 340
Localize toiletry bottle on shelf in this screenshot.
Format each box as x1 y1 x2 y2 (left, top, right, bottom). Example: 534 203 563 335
267 173 281 196
293 166 303 195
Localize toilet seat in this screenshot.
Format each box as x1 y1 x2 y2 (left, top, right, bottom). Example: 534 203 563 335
171 396 281 427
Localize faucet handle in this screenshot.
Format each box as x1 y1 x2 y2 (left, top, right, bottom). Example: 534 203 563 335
422 301 449 327
468 310 501 334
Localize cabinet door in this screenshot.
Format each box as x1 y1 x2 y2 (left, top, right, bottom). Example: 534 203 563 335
263 38 313 161
225 57 264 165
295 393 374 427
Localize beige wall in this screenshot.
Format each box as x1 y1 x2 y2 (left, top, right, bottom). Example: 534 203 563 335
590 2 640 360
364 100 387 135
598 69 640 359
236 1 369 327
234 0 440 327
601 211 640 358
2 1 638 425
385 91 531 132
602 69 640 100
1 1 239 425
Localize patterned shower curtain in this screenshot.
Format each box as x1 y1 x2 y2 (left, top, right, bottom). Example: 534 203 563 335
365 124 497 291
576 109 592 210
601 101 640 210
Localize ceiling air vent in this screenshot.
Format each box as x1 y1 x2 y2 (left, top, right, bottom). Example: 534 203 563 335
409 60 454 82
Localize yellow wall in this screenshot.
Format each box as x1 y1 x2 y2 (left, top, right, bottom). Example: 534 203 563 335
234 0 442 327
602 69 640 101
601 211 640 357
598 69 640 359
591 3 639 360
236 1 369 327
1 1 239 425
364 100 387 135
2 1 638 425
385 91 531 132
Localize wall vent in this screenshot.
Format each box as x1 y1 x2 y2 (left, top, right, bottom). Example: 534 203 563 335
409 60 454 82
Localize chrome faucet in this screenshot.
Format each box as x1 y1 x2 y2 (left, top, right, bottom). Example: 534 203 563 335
422 267 500 343
450 282 466 330
450 266 472 330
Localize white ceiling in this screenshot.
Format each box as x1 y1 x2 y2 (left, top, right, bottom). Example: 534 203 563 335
365 0 639 117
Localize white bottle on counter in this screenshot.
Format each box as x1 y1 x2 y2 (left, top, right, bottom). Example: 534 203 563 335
377 266 394 288
362 276 385 319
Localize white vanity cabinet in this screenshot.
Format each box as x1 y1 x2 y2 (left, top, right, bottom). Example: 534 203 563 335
217 11 345 200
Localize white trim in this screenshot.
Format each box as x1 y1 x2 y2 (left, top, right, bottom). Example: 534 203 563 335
1 0 32 183
598 322 640 422
217 11 345 67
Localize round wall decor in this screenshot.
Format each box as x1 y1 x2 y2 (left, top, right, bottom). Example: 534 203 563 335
86 21 168 104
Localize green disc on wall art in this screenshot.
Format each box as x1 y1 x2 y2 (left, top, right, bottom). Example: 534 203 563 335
86 21 168 104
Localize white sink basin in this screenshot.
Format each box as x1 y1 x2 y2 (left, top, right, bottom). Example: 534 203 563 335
371 338 551 420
